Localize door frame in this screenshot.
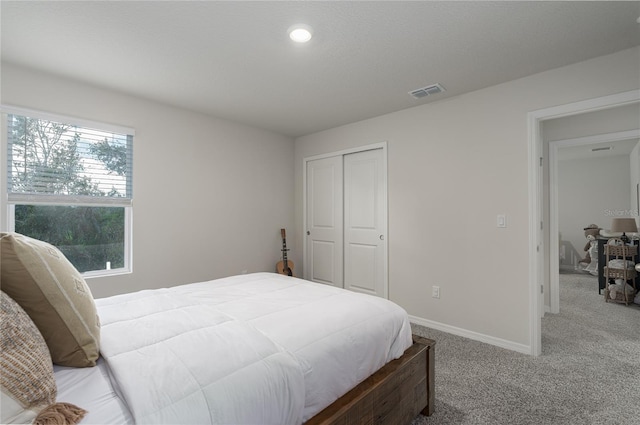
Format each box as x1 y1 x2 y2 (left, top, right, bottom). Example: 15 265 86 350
548 129 640 314
302 141 388 297
528 89 639 356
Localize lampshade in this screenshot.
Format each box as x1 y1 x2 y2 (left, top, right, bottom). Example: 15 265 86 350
610 217 638 233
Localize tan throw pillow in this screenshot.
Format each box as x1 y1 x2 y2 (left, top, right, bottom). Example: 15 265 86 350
0 233 100 367
0 291 87 425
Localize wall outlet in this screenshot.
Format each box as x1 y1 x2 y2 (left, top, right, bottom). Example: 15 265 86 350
241 269 248 274
432 285 440 299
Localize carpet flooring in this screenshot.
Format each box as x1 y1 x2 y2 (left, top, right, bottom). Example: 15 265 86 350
409 272 640 425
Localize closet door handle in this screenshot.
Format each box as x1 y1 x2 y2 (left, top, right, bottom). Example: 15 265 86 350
379 235 384 240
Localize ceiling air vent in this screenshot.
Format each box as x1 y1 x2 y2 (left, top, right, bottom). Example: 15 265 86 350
409 83 445 99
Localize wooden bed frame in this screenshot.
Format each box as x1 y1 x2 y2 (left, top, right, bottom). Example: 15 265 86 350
306 335 435 425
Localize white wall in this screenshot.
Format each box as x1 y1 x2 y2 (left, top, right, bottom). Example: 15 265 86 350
543 103 640 141
293 47 640 352
0 63 296 298
557 155 630 268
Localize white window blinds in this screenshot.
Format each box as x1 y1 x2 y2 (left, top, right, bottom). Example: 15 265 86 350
5 108 133 206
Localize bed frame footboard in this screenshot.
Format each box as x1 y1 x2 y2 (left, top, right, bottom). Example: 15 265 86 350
305 335 435 425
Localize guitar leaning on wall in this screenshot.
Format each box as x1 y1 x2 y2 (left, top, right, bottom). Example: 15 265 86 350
276 228 294 277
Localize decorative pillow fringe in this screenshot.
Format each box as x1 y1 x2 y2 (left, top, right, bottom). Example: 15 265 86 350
33 402 88 425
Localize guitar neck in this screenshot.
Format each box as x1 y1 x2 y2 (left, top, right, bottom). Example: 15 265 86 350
282 239 288 263
280 229 291 275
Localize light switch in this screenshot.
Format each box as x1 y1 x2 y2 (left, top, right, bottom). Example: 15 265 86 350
497 214 507 228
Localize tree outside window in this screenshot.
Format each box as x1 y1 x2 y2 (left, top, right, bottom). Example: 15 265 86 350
6 113 133 274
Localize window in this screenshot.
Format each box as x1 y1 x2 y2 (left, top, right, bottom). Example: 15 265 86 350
3 107 133 276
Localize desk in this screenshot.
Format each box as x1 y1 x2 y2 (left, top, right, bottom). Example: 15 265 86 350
597 238 639 293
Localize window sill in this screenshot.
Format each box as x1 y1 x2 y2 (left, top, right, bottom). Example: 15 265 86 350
83 268 132 279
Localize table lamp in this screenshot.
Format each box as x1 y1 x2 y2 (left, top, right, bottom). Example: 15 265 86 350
610 217 638 244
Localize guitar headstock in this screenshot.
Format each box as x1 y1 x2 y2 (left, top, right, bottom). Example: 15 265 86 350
281 228 286 239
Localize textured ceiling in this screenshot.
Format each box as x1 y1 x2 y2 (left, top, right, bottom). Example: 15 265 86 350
2 1 639 137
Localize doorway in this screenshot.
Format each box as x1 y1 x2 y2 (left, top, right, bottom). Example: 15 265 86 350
529 89 640 356
548 129 640 314
303 142 388 298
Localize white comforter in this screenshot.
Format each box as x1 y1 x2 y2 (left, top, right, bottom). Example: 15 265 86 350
96 273 413 424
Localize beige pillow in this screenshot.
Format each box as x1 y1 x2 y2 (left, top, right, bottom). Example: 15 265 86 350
1 289 57 423
1 232 100 367
0 291 87 424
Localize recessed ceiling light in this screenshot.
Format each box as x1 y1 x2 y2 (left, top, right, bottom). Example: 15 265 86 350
288 24 313 43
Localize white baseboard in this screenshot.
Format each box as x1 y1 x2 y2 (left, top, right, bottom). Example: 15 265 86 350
409 315 532 355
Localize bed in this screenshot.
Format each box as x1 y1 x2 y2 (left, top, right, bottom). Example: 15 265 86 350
1 233 434 425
